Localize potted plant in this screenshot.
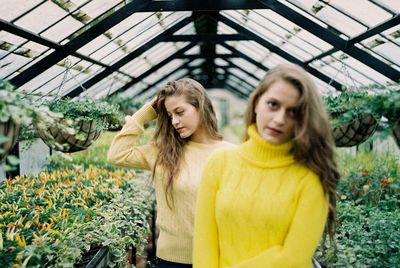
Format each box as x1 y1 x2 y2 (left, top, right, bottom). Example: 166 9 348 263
366 85 400 147
36 98 121 153
324 90 378 147
0 80 56 169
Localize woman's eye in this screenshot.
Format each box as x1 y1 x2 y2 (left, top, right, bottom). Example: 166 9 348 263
288 109 297 118
267 101 278 109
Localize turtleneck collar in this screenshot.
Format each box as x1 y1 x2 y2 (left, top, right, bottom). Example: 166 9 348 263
239 124 295 168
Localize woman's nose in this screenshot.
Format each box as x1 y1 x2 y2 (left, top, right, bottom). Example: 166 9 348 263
171 115 179 125
273 110 286 124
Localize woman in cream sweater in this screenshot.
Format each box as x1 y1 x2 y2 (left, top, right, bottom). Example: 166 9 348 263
194 64 339 268
108 78 234 268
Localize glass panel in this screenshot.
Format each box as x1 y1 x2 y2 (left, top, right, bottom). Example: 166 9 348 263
374 0 400 12
383 25 400 44
218 22 238 34
222 10 332 61
13 1 69 34
186 46 201 55
189 59 205 67
5 48 54 80
215 58 229 67
311 52 391 88
229 68 259 86
174 22 196 35
120 42 188 76
330 0 391 27
285 0 391 37
0 0 44 22
0 53 31 80
84 73 129 99
0 31 27 48
41 16 84 42
79 0 120 18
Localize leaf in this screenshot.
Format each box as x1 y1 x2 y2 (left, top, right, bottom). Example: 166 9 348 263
0 135 9 144
6 154 19 165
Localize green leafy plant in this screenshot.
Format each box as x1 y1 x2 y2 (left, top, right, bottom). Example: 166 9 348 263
324 85 400 130
316 202 400 267
0 80 59 169
0 166 154 267
324 90 375 128
336 151 399 209
45 98 121 131
105 94 143 115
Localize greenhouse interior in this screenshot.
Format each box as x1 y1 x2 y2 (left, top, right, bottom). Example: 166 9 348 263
0 0 399 267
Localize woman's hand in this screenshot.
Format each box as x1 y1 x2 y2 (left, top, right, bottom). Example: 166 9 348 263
150 96 159 113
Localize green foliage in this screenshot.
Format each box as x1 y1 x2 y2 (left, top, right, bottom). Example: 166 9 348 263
316 150 400 267
317 202 400 267
44 98 122 131
0 79 59 168
336 151 399 209
323 86 400 132
324 90 374 128
105 94 144 115
0 167 154 267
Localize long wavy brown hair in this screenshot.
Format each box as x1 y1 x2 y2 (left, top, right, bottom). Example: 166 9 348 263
153 78 222 208
244 64 340 243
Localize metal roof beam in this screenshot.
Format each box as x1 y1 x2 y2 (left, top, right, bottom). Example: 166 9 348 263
115 43 197 96
259 0 400 82
218 14 344 90
223 60 261 83
9 0 154 88
0 19 134 79
350 14 400 44
165 33 250 42
131 61 192 98
65 17 193 98
138 0 274 12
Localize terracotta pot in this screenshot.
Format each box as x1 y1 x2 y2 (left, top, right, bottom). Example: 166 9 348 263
0 119 20 162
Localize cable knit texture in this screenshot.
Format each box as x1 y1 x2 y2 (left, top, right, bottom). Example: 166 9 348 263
107 103 234 264
194 124 329 268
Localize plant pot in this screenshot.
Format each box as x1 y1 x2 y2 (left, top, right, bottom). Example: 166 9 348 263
0 119 20 163
393 119 400 148
37 119 102 153
75 247 110 268
333 114 378 147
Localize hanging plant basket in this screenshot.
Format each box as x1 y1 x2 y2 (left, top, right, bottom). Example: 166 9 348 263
333 114 378 147
36 119 101 153
393 119 400 148
0 119 20 163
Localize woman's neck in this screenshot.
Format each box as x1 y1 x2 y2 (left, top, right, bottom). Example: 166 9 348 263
190 129 220 144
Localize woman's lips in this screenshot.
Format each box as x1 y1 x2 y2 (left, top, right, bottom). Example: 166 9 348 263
268 127 283 135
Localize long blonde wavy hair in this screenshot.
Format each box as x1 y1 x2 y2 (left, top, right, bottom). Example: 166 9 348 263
153 78 222 208
244 64 340 242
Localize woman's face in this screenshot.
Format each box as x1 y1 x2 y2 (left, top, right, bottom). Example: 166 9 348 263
164 94 202 140
254 79 300 144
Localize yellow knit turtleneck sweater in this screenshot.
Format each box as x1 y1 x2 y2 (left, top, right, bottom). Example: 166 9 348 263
194 124 328 268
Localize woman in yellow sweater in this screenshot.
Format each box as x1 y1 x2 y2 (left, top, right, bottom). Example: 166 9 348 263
108 78 234 268
193 64 340 268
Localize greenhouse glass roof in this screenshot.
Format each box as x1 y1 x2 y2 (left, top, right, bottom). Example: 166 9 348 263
0 0 399 101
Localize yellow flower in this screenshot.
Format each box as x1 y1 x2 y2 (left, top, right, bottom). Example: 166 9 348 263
340 195 347 200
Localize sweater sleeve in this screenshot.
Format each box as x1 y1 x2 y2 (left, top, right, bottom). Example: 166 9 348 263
107 103 158 170
233 172 329 268
193 151 224 268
